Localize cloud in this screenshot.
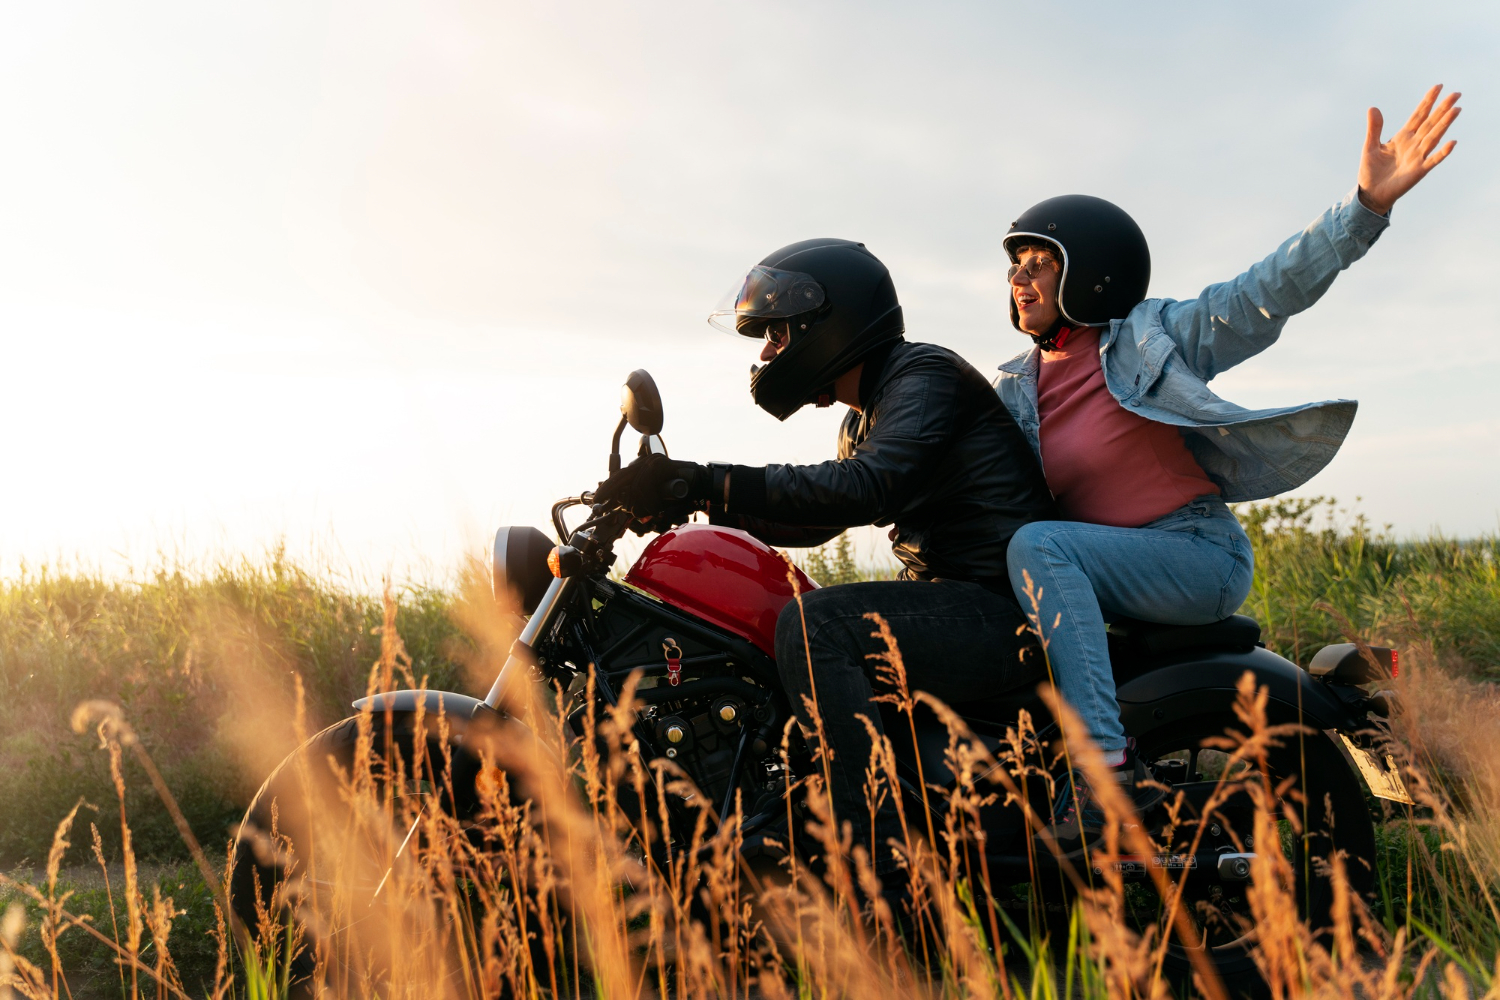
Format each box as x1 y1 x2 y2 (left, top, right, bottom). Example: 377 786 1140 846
0 0 1495 572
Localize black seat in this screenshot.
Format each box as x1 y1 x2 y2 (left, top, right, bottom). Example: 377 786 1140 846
936 615 1264 732
1107 614 1262 657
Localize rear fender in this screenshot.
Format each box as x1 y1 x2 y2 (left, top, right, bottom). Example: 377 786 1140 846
1117 646 1356 734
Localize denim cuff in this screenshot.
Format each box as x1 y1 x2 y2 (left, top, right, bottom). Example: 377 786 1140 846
1340 185 1392 244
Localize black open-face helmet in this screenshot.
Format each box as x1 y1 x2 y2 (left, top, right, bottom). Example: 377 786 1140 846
1002 195 1150 334
709 238 903 421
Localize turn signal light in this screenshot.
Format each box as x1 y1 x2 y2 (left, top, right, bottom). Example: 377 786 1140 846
548 545 583 578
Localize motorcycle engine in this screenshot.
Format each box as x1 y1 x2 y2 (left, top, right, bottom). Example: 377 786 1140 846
565 676 772 813
568 575 785 817
644 693 748 808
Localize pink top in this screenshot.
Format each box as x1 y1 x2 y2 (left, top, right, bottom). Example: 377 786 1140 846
1037 327 1219 527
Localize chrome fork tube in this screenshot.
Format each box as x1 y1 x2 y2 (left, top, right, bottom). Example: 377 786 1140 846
483 575 574 711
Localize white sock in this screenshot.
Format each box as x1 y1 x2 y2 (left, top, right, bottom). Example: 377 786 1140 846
1102 748 1126 768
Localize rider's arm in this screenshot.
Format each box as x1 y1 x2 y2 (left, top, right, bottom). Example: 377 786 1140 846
722 358 958 526
1156 190 1390 381
707 512 843 548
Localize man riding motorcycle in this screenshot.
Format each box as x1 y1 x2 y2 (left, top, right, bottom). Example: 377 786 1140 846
596 238 1056 891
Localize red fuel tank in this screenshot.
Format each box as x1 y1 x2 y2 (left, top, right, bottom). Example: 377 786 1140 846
623 523 818 656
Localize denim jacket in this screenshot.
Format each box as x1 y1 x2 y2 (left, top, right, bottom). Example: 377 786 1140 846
994 189 1390 503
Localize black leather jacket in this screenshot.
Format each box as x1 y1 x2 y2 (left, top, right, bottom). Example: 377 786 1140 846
713 340 1056 593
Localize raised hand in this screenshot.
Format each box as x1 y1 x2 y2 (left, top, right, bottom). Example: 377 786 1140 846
1358 85 1461 216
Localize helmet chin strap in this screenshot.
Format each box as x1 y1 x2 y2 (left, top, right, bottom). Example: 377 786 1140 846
1030 319 1072 352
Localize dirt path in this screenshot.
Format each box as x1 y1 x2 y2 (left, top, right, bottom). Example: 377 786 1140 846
1 860 210 897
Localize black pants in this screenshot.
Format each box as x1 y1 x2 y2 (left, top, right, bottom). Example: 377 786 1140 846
774 578 1037 872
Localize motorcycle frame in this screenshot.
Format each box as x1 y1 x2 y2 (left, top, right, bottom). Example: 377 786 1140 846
360 543 1375 861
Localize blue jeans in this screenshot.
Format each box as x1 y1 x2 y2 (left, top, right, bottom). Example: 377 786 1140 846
1004 496 1254 752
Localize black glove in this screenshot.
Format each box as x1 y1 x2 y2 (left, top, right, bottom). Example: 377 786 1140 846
594 454 713 519
625 503 694 536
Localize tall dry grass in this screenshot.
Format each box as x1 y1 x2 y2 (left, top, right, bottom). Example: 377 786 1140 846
1376 636 1500 978
2 561 1498 999
2 505 1494 871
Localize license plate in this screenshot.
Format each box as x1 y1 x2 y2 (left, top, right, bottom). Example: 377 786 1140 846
1098 855 1196 875
1337 732 1413 804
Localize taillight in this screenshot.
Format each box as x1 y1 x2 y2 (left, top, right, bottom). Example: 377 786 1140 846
1390 649 1399 679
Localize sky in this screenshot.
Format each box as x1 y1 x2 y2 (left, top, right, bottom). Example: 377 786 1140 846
1 0 1496 582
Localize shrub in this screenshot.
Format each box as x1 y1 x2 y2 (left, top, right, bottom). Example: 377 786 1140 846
0 549 470 866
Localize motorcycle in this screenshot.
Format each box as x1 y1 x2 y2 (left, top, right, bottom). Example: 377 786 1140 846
230 368 1410 987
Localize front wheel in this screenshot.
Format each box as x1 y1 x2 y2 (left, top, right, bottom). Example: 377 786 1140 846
228 711 563 996
229 715 479 992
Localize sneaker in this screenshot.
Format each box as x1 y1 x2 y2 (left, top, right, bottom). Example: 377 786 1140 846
1037 742 1164 854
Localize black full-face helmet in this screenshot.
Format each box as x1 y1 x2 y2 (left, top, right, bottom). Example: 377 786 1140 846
709 239 903 420
1002 195 1151 334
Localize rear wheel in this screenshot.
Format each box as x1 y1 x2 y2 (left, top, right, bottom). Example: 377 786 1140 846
1131 712 1376 991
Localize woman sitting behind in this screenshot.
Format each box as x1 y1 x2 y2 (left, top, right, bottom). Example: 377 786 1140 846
994 86 1460 852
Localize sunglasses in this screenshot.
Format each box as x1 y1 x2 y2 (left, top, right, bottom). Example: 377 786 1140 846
761 321 798 349
1007 254 1061 282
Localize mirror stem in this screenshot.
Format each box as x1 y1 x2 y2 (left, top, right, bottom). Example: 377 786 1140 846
608 415 628 474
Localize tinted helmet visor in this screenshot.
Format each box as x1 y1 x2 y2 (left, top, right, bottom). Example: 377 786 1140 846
707 266 826 336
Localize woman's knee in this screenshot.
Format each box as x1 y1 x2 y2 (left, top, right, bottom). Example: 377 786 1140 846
1009 520 1049 554
1007 520 1068 583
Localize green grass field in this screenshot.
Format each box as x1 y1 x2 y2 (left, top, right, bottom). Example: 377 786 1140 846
1 504 1497 995
2 505 1496 869
0 547 469 867
1237 497 1500 675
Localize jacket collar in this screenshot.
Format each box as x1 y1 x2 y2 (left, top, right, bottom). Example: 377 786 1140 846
857 338 902 406
997 346 1039 378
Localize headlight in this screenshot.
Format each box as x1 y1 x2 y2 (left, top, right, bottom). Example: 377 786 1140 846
492 526 554 614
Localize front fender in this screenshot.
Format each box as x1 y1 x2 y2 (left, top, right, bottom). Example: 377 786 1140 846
353 689 491 722
351 689 499 745
351 688 560 784
1117 646 1355 734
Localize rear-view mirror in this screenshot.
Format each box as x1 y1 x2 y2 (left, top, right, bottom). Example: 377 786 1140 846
621 369 664 436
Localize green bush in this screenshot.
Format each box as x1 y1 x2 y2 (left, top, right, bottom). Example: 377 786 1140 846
799 532 897 586
1237 497 1500 674
0 548 470 867
0 861 223 996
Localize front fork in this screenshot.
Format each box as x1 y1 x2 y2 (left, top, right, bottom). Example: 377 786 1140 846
484 576 577 711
